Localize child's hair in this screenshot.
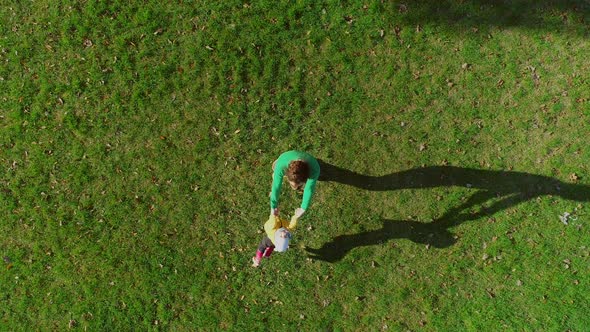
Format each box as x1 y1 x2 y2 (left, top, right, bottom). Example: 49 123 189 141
286 160 309 185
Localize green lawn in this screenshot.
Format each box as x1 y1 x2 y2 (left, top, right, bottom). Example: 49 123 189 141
1 1 590 330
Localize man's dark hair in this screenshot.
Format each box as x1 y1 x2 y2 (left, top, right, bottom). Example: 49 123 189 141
286 160 309 186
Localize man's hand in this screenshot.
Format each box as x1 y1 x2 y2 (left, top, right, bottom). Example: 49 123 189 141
294 208 305 219
271 208 279 216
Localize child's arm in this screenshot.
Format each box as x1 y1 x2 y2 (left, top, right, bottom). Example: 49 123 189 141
273 215 282 229
288 215 298 230
288 208 305 230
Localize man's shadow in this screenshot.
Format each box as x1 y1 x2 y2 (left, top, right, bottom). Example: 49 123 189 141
306 161 589 262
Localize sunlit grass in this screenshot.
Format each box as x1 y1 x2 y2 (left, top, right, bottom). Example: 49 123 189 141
1 0 589 330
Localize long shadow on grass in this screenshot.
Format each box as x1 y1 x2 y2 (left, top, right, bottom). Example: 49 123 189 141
395 0 590 35
306 161 590 262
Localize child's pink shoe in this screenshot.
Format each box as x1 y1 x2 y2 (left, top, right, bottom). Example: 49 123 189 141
252 256 261 267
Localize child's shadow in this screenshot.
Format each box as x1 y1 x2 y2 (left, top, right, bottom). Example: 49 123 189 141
306 218 456 262
306 161 590 262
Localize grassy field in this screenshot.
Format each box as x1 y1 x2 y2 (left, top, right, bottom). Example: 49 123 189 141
1 0 590 330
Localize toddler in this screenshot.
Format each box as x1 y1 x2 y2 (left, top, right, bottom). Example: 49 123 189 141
252 211 301 267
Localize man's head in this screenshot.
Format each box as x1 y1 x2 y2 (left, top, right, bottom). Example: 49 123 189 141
274 228 292 252
286 160 309 190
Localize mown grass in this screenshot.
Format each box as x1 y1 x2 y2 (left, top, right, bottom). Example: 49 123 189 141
1 0 590 330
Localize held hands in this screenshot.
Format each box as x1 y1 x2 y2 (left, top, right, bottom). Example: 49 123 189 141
270 208 304 218
271 207 305 230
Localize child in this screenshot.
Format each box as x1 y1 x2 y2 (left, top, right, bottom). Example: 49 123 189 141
270 150 321 218
252 210 303 267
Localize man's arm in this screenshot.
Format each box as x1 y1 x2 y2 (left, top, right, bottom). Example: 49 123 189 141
300 178 317 211
270 168 284 209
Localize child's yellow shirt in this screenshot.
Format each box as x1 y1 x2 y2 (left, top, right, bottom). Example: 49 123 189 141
264 215 298 245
